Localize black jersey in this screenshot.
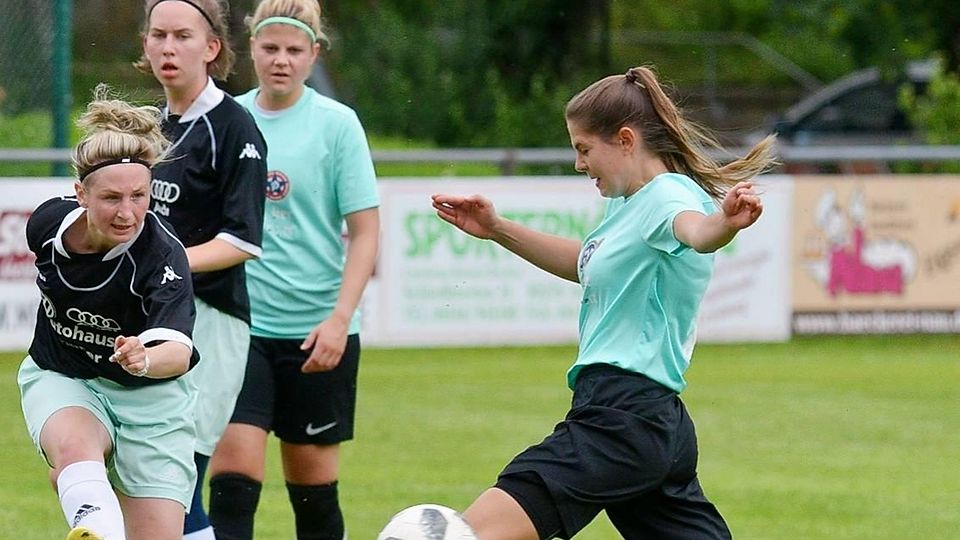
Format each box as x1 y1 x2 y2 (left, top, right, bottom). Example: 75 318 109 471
26 197 200 387
151 78 267 323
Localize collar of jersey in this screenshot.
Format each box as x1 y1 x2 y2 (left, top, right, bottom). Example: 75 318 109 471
54 204 146 261
168 77 225 124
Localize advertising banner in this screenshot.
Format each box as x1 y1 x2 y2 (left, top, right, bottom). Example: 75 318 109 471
697 176 793 342
792 176 960 334
0 176 792 351
365 177 792 347
364 178 599 346
0 178 76 350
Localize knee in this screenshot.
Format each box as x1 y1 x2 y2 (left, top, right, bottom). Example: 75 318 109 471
45 435 108 474
210 473 263 514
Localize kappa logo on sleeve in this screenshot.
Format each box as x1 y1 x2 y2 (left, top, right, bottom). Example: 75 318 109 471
161 265 183 285
239 143 262 160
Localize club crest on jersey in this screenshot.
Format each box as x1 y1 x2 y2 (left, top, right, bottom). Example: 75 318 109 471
579 238 603 274
265 170 290 201
239 143 262 160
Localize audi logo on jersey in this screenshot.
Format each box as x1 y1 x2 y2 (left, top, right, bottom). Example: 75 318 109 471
151 179 181 203
40 293 56 319
66 308 121 331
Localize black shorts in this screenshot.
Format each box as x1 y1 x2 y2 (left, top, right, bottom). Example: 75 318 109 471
230 334 360 445
495 364 731 540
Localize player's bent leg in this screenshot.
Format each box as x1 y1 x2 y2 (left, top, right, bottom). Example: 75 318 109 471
117 494 185 540
281 442 344 540
606 478 732 540
464 488 539 540
41 410 123 538
41 407 113 471
57 461 126 540
208 423 270 540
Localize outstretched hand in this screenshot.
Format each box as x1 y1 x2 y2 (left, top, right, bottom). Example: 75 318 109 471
431 194 502 239
721 181 763 231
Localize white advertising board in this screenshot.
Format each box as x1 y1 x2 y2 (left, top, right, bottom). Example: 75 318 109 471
697 175 793 342
0 178 76 351
0 176 792 352
363 176 793 346
363 177 600 346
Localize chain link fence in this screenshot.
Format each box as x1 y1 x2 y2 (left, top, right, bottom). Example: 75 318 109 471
0 0 56 117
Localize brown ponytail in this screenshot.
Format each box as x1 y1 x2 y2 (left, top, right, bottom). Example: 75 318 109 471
567 65 778 199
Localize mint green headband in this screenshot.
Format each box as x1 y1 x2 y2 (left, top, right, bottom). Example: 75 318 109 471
254 16 317 43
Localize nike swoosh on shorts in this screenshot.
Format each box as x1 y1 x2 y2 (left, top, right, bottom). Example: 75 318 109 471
305 421 337 436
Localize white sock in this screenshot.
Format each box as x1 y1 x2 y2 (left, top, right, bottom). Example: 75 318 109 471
57 461 126 539
183 527 216 540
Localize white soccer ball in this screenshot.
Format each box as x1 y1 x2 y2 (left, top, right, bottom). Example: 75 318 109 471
377 503 477 540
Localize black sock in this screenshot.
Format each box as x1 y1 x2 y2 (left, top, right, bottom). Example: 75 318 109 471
286 481 344 540
208 473 262 540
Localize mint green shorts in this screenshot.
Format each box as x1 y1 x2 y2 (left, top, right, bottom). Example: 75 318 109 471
18 357 197 508
186 298 250 455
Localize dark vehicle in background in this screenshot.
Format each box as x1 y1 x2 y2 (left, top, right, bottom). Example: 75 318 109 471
764 60 934 147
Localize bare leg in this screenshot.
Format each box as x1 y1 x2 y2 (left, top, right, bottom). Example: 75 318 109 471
464 487 539 540
280 441 339 485
119 494 185 540
209 423 269 481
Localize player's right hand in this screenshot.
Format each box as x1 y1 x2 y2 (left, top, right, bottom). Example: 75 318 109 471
431 193 501 240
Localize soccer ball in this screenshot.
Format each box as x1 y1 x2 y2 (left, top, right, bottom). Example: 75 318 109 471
377 504 477 540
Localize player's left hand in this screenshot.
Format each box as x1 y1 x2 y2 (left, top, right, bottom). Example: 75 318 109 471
111 335 149 377
300 318 348 373
721 181 763 230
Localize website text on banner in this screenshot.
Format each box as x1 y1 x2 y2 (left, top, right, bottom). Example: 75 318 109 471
792 176 960 334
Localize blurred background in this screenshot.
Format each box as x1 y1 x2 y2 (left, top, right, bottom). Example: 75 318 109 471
2 3 960 538
2 0 960 175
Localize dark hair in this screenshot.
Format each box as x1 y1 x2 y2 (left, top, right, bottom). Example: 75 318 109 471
565 66 778 199
133 0 236 81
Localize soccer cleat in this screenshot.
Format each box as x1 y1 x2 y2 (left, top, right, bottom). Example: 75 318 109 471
66 527 104 540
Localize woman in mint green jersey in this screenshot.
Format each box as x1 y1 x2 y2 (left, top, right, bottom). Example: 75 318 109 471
207 1 380 538
430 66 778 539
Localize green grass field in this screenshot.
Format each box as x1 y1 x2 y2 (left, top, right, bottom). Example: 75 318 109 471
1 335 958 538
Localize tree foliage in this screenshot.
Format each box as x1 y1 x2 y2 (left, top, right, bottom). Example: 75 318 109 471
7 0 956 147
322 1 610 146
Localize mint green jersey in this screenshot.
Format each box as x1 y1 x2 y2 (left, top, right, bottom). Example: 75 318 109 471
236 88 379 338
569 173 716 392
